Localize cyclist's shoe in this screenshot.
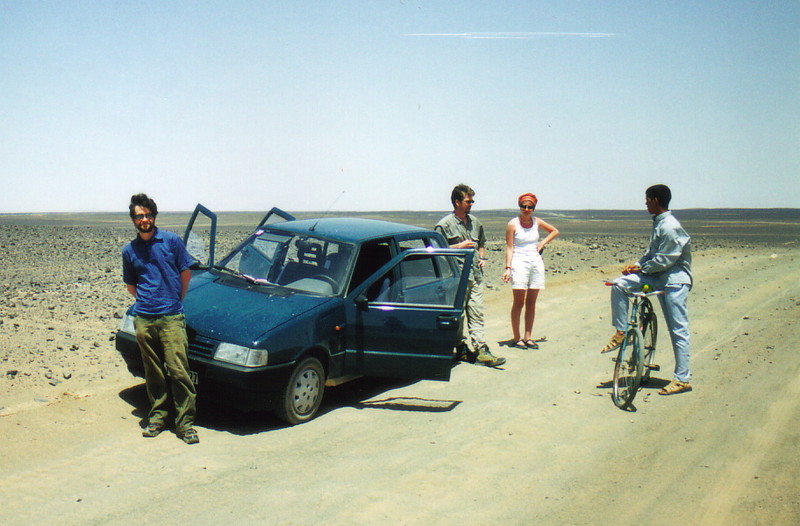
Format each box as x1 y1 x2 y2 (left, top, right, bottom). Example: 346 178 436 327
658 380 692 396
601 332 625 354
476 346 506 368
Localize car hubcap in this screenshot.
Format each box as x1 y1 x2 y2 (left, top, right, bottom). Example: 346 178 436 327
293 368 320 414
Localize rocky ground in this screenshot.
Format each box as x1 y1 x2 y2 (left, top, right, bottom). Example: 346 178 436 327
0 221 778 412
0 225 129 409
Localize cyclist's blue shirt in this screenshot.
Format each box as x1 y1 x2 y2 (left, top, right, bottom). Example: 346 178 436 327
122 228 194 316
638 211 692 288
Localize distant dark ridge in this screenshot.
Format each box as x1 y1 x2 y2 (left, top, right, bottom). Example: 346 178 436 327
1 208 797 245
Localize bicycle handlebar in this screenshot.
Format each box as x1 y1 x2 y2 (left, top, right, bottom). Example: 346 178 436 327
603 281 664 297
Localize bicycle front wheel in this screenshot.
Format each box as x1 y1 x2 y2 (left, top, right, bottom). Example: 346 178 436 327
638 298 658 384
612 328 645 409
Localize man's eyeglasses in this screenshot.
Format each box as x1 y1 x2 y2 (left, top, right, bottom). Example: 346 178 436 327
519 205 535 210
134 213 155 221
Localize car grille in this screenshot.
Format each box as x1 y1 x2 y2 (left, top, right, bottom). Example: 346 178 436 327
190 335 218 358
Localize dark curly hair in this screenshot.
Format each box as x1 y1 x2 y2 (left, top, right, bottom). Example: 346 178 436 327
129 193 158 219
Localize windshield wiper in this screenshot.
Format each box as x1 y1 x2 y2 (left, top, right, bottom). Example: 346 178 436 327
214 265 272 285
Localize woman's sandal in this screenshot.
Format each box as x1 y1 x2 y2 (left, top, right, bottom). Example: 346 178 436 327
601 332 625 354
513 340 528 349
525 340 539 350
659 381 692 395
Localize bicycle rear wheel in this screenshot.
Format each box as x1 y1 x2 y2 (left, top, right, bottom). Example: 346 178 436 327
612 328 645 409
638 298 658 384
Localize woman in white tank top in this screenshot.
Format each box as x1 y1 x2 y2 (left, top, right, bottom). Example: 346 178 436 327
501 193 559 349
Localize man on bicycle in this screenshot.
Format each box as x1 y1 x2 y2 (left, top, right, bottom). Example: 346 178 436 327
602 184 693 395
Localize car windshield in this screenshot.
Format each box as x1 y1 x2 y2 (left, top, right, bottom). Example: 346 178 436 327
217 230 355 296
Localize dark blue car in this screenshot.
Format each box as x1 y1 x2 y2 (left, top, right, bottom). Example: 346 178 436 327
116 205 473 424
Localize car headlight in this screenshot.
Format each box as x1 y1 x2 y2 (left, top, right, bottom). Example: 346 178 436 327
119 313 136 335
214 343 269 367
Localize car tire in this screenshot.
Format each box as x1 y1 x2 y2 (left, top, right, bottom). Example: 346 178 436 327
275 356 326 425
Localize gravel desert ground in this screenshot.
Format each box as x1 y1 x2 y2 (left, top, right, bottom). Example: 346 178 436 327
0 208 798 525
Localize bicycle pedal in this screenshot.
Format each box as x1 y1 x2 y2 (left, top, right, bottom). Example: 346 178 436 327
645 363 661 371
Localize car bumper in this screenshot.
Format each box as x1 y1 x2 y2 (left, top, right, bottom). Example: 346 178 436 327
115 330 294 412
189 355 294 411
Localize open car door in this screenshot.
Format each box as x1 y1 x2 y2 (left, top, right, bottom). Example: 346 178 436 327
257 207 296 228
183 204 218 269
183 205 295 270
344 248 473 381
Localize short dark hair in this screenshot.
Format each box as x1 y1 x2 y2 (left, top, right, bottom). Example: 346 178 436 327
129 193 158 219
450 184 475 207
646 184 672 209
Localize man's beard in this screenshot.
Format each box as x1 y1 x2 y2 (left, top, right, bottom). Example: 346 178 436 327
137 223 155 234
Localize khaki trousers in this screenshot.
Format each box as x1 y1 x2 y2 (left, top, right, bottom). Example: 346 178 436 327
134 314 197 433
461 279 486 350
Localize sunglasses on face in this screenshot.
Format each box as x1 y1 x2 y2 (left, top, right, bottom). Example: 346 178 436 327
519 205 535 210
134 213 155 221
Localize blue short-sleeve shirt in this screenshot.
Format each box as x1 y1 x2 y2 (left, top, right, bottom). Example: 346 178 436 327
122 228 195 316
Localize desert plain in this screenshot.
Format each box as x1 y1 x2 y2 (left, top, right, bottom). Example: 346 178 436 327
0 208 798 525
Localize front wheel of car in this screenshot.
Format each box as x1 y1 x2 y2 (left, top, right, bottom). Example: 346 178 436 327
275 356 326 425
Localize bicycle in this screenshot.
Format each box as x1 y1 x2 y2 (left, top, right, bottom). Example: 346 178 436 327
604 281 662 409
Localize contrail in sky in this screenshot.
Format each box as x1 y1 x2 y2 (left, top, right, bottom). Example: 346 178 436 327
405 32 616 39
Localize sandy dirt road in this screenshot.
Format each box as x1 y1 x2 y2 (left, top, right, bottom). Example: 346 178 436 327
1 247 798 525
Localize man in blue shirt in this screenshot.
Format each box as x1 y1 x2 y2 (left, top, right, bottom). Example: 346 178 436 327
122 193 199 444
602 185 693 395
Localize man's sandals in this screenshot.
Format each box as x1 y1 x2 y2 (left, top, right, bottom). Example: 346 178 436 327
601 332 625 354
659 380 692 396
180 428 200 445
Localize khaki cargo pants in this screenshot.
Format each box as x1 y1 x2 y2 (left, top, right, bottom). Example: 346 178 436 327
460 278 486 351
134 314 197 433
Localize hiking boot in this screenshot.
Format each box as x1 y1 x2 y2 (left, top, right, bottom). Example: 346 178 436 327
455 343 477 364
475 346 506 368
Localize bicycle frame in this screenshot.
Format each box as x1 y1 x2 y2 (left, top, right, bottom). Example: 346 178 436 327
605 281 662 409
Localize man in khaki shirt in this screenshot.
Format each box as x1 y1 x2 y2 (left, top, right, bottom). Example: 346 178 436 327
436 184 506 368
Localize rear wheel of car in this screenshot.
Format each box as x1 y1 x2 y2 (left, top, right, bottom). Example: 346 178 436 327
275 356 326 425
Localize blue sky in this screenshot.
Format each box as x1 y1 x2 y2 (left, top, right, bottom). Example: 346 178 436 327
1 1 798 213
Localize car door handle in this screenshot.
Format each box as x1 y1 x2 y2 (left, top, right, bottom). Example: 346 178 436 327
436 315 459 329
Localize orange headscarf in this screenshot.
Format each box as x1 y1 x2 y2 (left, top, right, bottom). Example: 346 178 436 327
518 193 538 206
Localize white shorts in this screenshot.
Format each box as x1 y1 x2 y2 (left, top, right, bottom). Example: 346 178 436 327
511 256 545 289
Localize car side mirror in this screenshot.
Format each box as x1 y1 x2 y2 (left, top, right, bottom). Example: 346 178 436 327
354 293 369 309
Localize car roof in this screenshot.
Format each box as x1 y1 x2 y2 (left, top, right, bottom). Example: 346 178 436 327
266 217 433 244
